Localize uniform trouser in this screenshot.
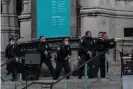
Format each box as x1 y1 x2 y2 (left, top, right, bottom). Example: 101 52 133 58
7 59 19 79
105 54 109 74
88 61 99 78
6 58 12 73
107 61 109 73
54 61 71 79
38 59 55 78
99 53 106 78
78 55 91 78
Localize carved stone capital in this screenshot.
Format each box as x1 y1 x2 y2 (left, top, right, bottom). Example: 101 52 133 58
21 0 31 14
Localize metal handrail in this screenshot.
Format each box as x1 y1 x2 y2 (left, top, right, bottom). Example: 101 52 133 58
22 81 54 89
1 61 7 67
22 52 104 89
1 59 9 82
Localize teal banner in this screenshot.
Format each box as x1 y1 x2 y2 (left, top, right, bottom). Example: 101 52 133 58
37 0 70 38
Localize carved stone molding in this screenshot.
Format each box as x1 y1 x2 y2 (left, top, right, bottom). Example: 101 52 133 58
1 0 10 4
18 14 31 21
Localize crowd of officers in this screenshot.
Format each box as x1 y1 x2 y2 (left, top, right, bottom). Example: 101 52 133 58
5 31 118 81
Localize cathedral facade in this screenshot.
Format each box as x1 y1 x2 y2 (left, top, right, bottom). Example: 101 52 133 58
1 0 133 53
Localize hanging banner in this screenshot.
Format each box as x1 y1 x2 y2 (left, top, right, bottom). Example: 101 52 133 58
37 0 70 38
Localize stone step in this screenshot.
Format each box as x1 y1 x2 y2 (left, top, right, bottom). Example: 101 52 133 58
1 76 122 89
1 63 122 80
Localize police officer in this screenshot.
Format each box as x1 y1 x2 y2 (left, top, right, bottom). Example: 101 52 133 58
5 38 15 75
102 32 109 73
78 31 95 79
95 32 110 78
11 38 23 81
103 32 118 73
92 32 104 77
95 32 118 78
54 38 72 80
38 36 54 78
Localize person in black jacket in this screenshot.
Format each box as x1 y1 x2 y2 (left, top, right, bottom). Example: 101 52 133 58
10 38 23 81
78 31 95 79
94 32 118 78
103 32 117 74
5 38 15 75
38 36 54 78
90 32 105 78
5 38 15 59
54 38 72 80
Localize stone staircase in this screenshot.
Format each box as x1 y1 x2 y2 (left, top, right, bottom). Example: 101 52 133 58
1 53 123 89
1 62 122 89
1 76 122 89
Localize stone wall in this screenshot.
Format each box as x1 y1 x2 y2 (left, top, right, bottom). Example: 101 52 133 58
80 0 133 38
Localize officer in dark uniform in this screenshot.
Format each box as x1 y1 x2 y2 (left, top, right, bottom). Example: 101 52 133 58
102 32 117 73
5 38 15 75
94 32 108 78
102 32 109 73
95 32 118 78
38 36 54 78
92 32 104 77
78 31 95 79
11 38 23 81
54 38 72 80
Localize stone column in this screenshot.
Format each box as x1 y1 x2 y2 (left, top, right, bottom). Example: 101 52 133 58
22 0 30 14
8 0 16 14
1 0 10 52
28 0 31 13
1 0 9 27
19 0 31 41
8 0 19 36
